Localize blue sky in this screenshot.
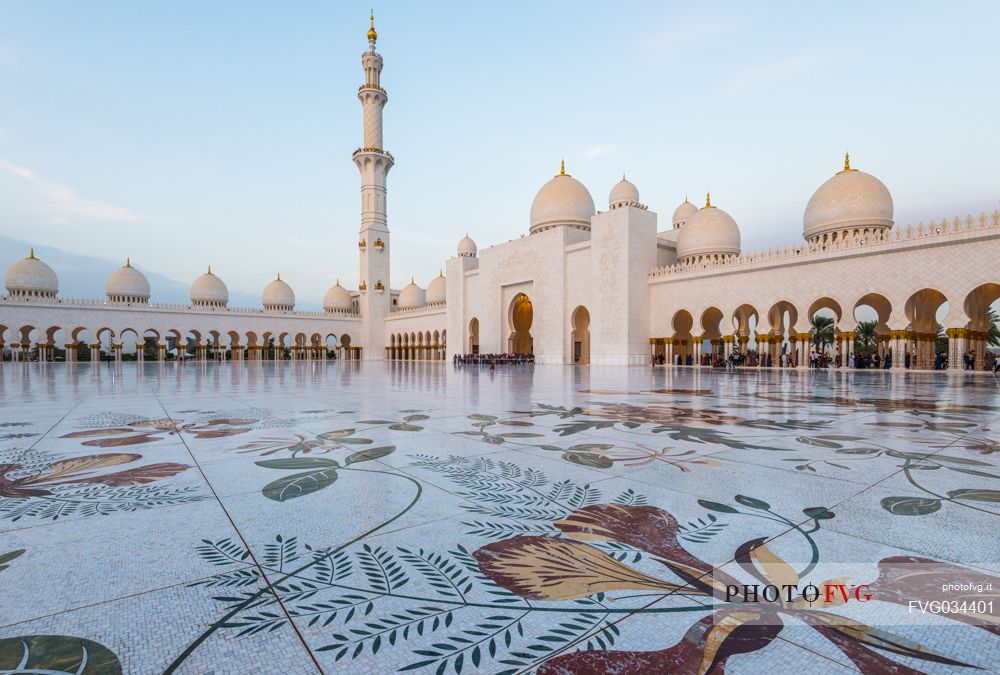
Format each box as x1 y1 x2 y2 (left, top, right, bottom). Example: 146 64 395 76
2 1 998 307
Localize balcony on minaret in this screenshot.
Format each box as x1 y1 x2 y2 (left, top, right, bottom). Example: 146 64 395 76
352 147 394 161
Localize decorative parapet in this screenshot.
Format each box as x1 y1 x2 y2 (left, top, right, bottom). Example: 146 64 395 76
648 210 1000 280
387 301 446 316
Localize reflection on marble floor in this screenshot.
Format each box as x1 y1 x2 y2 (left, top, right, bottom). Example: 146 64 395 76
1 362 998 674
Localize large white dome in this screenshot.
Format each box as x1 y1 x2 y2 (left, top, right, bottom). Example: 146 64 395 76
608 176 640 209
529 163 595 234
5 249 59 298
675 195 741 263
398 278 426 309
803 154 893 243
672 199 698 228
262 274 295 310
106 259 150 302
457 234 477 257
191 267 228 307
323 280 353 312
426 271 446 304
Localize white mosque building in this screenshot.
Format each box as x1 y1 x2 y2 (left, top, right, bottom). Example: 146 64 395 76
2 17 999 371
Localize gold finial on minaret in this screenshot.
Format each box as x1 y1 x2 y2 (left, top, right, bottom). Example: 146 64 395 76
27 248 36 259
704 191 715 208
207 265 212 275
368 10 377 42
560 159 566 176
439 268 443 277
125 257 132 268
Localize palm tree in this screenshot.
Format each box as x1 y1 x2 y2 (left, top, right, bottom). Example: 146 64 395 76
936 324 948 355
854 320 878 356
989 307 1000 347
810 315 835 351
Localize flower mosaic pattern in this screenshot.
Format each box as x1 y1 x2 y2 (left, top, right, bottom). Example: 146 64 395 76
2 365 998 672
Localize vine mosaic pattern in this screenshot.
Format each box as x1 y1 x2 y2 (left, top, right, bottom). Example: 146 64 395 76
1 364 997 673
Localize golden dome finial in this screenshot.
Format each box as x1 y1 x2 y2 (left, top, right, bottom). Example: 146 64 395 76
704 191 715 208
125 257 132 268
336 278 341 286
838 151 855 174
207 265 212 275
368 10 377 42
277 272 281 281
27 248 36 259
439 268 443 277
560 159 565 176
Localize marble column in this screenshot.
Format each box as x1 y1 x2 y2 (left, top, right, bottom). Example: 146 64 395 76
797 332 811 369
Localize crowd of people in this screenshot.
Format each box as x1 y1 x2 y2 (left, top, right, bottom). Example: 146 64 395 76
453 353 534 367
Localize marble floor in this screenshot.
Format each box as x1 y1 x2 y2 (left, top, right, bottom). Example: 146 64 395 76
1 362 998 674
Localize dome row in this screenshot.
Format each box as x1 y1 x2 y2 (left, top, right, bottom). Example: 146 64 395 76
3 253 358 313
516 154 893 260
398 271 447 309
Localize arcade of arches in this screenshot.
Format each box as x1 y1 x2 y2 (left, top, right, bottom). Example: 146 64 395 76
650 284 1000 371
387 330 447 360
0 327 362 363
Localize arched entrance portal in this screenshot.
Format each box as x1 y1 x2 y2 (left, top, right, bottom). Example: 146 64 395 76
469 318 480 354
571 306 590 364
508 293 533 355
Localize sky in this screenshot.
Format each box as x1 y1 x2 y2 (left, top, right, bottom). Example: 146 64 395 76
2 1 999 308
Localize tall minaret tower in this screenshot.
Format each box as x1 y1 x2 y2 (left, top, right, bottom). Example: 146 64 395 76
354 12 393 360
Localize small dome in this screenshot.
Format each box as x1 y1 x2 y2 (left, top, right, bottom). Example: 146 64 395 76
106 259 150 302
608 176 640 209
398 278 426 309
4 249 58 298
262 274 295 310
191 266 228 307
672 198 698 228
529 161 596 234
323 279 353 312
676 194 741 262
803 154 893 243
457 234 477 257
426 271 446 304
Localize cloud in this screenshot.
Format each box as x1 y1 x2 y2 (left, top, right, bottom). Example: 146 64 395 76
0 45 19 66
583 144 616 160
0 158 142 223
722 53 831 94
642 16 743 51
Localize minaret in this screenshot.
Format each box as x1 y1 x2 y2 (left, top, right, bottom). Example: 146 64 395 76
354 12 394 360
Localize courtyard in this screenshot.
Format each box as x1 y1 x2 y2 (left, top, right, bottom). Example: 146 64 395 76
1 362 998 673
